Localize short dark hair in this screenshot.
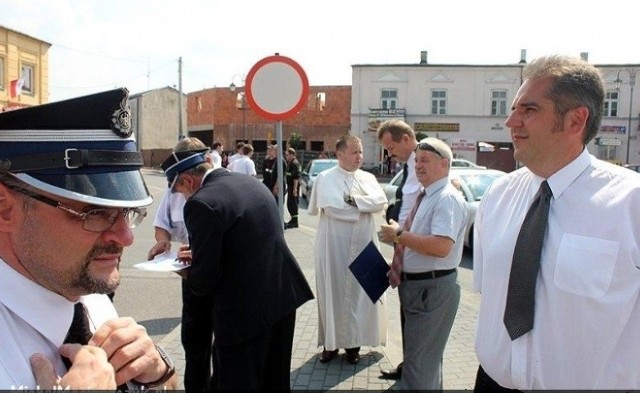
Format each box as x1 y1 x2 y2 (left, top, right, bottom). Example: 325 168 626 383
377 119 416 142
523 55 604 144
212 142 222 149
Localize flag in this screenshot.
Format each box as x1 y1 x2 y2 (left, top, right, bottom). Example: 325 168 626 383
10 77 25 98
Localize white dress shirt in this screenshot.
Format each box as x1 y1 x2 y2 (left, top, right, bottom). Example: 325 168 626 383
230 156 257 176
153 188 189 244
0 259 117 389
211 150 222 167
403 177 468 273
474 149 640 390
398 151 421 227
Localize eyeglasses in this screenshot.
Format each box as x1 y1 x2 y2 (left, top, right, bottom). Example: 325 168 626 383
417 142 444 158
9 185 147 232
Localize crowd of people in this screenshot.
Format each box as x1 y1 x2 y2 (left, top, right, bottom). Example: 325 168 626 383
1 54 639 392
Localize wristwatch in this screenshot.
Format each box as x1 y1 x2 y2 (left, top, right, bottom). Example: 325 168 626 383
393 229 404 244
131 345 176 389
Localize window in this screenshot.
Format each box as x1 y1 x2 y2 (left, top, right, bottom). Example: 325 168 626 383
491 90 508 116
315 92 326 111
604 90 619 117
0 58 4 90
21 64 35 95
431 90 447 115
381 89 397 109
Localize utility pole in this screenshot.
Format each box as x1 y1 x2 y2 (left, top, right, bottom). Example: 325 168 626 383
178 56 184 140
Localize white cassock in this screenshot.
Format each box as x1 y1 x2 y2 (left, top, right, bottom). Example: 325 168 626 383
308 165 388 350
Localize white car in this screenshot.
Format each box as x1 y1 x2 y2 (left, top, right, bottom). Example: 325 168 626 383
452 158 487 169
383 167 506 249
299 159 339 199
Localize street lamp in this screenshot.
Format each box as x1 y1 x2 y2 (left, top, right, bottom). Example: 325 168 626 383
614 68 637 164
229 77 248 142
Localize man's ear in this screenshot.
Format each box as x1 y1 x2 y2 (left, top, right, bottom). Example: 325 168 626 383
0 183 22 233
565 106 589 137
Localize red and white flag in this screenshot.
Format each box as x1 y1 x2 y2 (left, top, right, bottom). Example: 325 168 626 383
9 77 25 98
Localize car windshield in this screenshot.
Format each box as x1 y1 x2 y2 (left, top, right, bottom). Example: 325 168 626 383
457 173 501 201
310 161 337 175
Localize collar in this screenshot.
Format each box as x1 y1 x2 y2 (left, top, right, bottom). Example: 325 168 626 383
0 259 74 347
544 148 591 200
423 176 449 197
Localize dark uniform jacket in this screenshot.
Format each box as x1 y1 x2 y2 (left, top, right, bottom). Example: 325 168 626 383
184 169 314 346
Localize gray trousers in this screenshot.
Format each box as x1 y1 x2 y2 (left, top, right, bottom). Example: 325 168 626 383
399 271 460 391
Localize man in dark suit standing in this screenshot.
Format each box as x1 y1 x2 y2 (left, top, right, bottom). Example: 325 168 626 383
161 149 314 392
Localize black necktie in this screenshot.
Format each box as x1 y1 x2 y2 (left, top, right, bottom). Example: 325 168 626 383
388 163 409 223
62 302 92 369
503 180 553 340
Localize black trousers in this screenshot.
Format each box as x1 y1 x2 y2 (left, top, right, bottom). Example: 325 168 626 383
474 365 521 392
286 188 298 219
181 280 215 392
209 311 296 392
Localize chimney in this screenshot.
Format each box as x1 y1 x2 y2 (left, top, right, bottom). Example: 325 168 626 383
519 49 527 64
580 52 589 61
420 51 428 64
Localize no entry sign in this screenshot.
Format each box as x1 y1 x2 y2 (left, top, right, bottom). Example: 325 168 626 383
245 54 309 121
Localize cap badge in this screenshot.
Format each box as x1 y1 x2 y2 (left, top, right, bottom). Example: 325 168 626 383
111 95 133 138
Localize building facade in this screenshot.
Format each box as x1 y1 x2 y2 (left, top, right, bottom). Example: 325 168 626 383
129 86 187 167
352 51 640 172
0 25 50 111
186 85 351 155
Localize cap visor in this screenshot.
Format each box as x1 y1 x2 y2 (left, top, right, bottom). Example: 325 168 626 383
16 170 152 208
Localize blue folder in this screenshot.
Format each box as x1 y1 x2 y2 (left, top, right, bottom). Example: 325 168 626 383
348 241 390 303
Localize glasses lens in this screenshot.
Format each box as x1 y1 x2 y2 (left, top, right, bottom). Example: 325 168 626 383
127 208 147 229
83 207 147 232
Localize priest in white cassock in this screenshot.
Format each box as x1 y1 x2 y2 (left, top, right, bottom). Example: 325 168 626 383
308 134 388 365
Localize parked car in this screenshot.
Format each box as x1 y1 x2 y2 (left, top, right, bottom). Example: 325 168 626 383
623 163 640 173
452 158 486 169
299 159 339 199
382 167 506 249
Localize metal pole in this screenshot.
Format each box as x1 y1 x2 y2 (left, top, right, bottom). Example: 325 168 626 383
626 72 636 164
276 121 285 228
243 94 247 142
178 56 183 140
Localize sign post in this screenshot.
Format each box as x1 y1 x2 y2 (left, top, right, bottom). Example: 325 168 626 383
244 54 309 226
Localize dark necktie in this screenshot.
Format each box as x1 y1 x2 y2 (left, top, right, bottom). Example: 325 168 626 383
503 180 553 340
388 162 409 223
389 189 426 288
62 302 93 369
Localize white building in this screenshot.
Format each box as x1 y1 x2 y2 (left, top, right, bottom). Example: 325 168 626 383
352 51 640 172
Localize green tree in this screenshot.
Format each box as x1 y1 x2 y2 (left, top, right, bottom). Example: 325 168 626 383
289 132 304 150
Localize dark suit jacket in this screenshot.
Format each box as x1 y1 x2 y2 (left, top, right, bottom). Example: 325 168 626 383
184 169 314 346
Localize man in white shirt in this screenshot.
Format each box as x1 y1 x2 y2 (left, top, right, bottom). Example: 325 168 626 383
376 119 420 380
474 55 640 391
0 89 177 390
210 142 223 168
379 138 468 390
226 141 245 171
229 144 257 176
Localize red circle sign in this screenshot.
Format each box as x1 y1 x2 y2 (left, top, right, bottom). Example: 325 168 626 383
245 55 309 121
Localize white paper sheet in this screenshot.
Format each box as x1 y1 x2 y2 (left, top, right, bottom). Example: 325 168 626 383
132 251 190 272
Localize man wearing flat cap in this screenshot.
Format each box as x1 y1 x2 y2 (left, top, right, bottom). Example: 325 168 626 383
0 88 177 390
161 144 314 392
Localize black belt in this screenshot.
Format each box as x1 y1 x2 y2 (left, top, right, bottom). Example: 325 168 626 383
401 268 456 281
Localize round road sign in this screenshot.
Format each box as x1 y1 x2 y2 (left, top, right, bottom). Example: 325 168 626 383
245 54 309 121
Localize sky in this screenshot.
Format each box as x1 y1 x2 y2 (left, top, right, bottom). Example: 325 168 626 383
3 0 640 102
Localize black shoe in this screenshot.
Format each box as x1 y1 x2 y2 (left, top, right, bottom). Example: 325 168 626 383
345 348 360 365
379 362 403 379
319 349 338 363
285 220 299 229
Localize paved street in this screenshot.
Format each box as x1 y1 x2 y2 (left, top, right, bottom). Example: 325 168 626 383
118 169 481 391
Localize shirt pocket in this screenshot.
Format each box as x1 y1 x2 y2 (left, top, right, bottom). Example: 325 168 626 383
554 234 618 298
